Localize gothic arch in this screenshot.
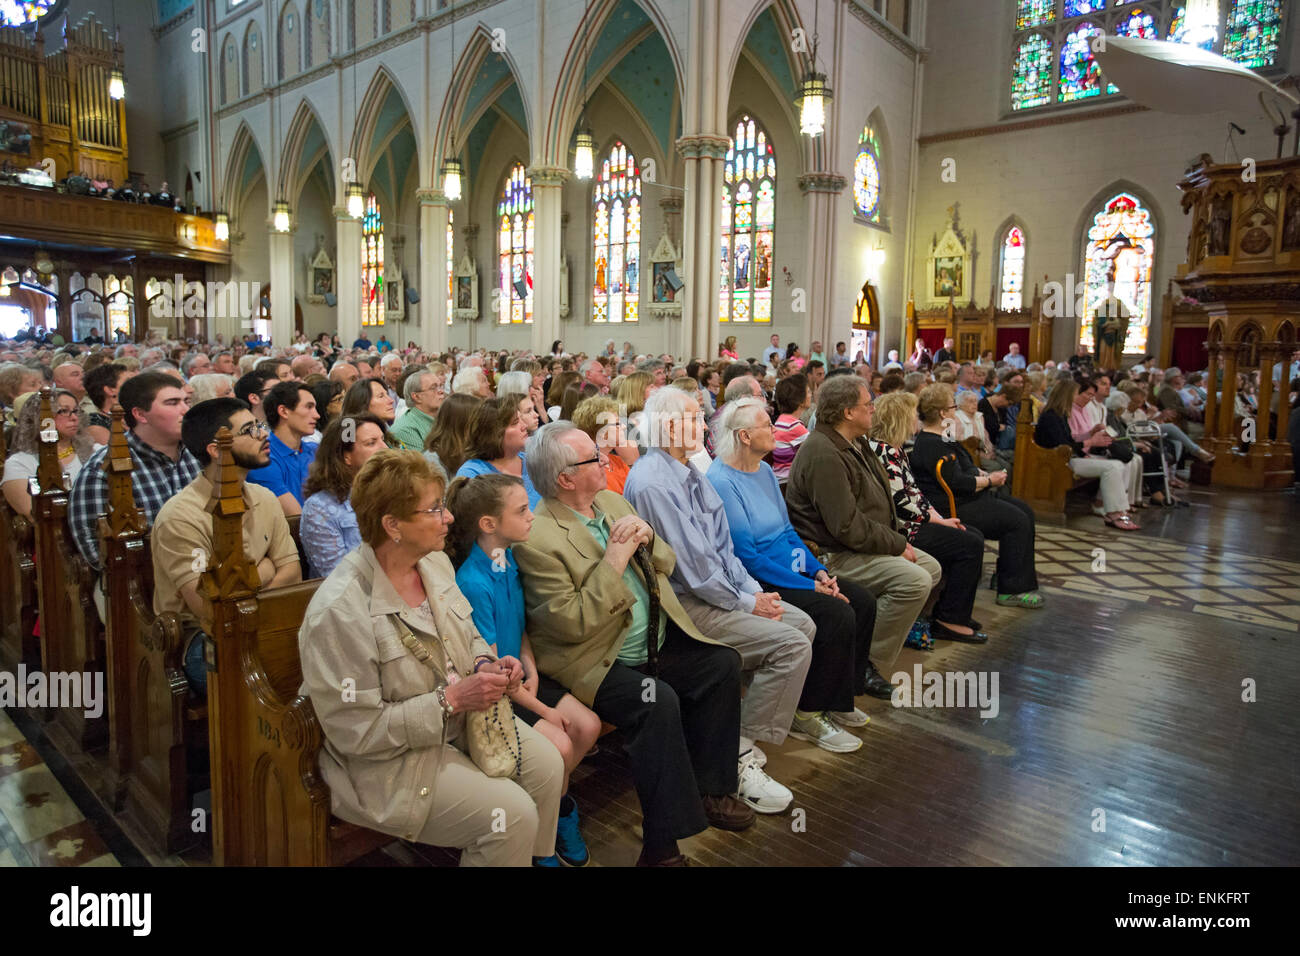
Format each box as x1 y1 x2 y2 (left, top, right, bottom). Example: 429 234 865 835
278 97 336 209
729 0 818 173
278 0 302 81
993 213 1030 302
349 64 421 189
544 0 683 169
242 20 264 97
1071 179 1164 275
222 120 269 221
432 22 533 184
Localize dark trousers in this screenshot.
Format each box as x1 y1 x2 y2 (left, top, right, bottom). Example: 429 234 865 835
958 493 1039 595
767 578 877 710
911 521 984 624
592 621 741 847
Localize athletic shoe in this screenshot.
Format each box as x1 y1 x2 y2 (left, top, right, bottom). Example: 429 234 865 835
829 707 870 728
736 752 793 813
532 855 561 867
789 711 863 753
748 743 767 768
554 801 589 867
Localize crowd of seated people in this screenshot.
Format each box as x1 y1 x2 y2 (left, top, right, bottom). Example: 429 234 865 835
2 324 1296 867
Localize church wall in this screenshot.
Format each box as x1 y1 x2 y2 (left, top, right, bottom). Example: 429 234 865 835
230 174 270 340
911 0 1300 364
293 171 337 339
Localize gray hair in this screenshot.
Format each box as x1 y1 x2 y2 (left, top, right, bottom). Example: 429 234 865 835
496 370 532 398
642 382 702 450
637 358 666 373
525 420 583 498
451 366 487 395
903 372 926 393
189 373 234 404
1165 367 1183 378
1105 392 1130 413
714 396 769 464
381 352 403 369
722 375 757 405
816 375 869 427
403 368 432 403
181 353 208 377
580 358 603 377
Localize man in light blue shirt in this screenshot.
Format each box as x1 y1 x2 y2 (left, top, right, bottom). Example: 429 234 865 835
623 388 815 816
1002 342 1027 369
762 334 782 368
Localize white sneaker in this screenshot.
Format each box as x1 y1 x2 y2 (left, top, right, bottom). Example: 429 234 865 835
746 744 767 768
829 707 870 728
736 753 792 813
789 712 863 754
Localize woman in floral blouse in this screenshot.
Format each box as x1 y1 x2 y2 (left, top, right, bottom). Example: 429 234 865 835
865 391 989 646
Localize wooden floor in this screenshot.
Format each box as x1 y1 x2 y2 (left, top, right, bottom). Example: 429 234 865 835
3 484 1298 867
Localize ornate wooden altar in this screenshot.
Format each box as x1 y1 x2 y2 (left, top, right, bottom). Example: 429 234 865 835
905 284 1050 365
1176 154 1296 489
0 14 127 184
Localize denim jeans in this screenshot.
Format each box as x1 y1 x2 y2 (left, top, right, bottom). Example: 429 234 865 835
184 630 209 696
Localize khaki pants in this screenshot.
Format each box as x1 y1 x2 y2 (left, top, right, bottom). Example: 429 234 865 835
415 717 564 867
820 548 941 672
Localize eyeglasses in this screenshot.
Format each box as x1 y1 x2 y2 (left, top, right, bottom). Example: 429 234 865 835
235 420 270 438
410 500 448 519
54 407 79 418
566 452 607 469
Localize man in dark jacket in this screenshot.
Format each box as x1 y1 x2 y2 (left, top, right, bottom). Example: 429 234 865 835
785 375 940 678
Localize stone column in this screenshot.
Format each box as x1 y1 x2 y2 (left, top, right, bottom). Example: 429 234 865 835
335 205 362 348
416 188 449 355
798 172 849 359
677 134 730 361
268 224 295 347
529 165 569 356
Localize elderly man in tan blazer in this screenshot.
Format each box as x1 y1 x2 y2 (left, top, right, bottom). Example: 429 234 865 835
513 421 749 867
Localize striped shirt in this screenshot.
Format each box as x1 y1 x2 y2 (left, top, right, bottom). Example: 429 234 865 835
771 414 809 479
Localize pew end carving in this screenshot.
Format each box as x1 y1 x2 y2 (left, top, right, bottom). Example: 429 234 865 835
1009 397 1078 522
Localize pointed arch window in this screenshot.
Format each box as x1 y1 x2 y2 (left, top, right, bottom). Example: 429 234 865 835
362 192 385 327
592 142 642 324
0 2 63 27
498 164 534 325
853 125 883 224
1081 192 1155 354
1223 0 1282 67
720 115 776 324
999 226 1027 311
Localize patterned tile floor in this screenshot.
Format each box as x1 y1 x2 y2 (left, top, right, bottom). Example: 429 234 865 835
1026 524 1300 633
0 710 119 867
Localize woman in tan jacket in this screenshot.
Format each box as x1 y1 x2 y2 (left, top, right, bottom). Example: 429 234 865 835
298 450 563 866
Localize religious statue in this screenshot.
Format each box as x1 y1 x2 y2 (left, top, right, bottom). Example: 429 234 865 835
1282 191 1300 251
1093 277 1131 370
1208 195 1232 257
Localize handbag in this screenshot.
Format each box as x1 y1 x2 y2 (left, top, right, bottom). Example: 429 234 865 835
389 613 521 779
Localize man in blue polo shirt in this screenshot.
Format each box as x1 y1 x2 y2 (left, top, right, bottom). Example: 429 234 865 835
247 380 318 516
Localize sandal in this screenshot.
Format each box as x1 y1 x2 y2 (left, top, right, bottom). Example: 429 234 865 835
996 592 1045 609
1103 513 1140 531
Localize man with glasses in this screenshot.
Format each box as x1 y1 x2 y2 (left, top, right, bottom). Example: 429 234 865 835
389 369 445 450
513 421 749 866
152 398 302 694
785 376 941 685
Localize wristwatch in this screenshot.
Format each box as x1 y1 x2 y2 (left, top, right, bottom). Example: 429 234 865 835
435 684 454 718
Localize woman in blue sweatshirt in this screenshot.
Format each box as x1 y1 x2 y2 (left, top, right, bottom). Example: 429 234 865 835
707 397 893 702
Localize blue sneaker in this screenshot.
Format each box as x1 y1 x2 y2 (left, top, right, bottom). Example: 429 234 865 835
532 855 561 867
554 801 589 867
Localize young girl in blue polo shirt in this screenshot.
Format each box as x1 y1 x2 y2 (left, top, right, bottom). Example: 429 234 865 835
446 473 601 867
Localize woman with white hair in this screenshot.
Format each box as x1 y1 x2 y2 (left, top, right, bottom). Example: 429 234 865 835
707 397 892 701
189 373 234 404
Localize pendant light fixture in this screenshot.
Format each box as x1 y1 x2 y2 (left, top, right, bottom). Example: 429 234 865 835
573 0 595 179
441 9 464 200
346 182 365 219
215 212 230 241
796 3 831 137
108 1 125 99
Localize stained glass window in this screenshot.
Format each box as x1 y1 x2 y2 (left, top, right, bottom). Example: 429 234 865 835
592 142 642 324
1081 193 1155 354
446 208 454 326
1114 7 1159 36
720 115 776 324
853 126 883 223
1064 0 1106 14
1016 0 1055 29
1223 0 1281 68
1059 23 1104 102
497 163 534 325
1012 34 1053 110
361 193 384 327
1169 5 1219 48
0 1 61 26
1000 227 1027 311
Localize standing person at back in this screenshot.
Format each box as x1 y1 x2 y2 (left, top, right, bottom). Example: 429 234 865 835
247 380 319 516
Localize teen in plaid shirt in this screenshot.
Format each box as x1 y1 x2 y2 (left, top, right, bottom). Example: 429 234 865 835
68 371 199 570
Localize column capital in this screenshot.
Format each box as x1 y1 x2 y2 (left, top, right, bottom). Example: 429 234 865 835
416 187 448 206
267 222 298 237
333 205 360 223
463 223 480 243
658 194 683 213
527 165 571 186
676 134 731 160
798 172 849 194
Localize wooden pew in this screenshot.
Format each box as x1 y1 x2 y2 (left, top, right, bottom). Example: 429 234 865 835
0 423 39 673
98 405 207 854
1009 396 1079 522
202 428 390 866
29 389 107 751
